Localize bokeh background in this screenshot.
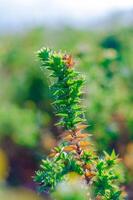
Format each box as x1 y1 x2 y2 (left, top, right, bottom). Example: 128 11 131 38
0 0 133 199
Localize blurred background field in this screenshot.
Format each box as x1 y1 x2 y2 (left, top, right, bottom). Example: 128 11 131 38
0 0 133 199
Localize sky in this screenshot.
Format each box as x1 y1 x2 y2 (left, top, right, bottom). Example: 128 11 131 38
0 0 133 31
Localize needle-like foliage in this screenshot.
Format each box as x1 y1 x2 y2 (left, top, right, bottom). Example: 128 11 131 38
38 48 85 130
34 47 126 200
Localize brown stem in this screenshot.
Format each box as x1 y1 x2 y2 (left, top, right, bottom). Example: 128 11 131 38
70 128 92 185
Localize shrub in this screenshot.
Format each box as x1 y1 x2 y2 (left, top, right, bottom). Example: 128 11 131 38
34 47 125 199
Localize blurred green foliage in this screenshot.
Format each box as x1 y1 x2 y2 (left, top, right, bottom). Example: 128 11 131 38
0 104 41 147
51 177 89 200
0 26 133 191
